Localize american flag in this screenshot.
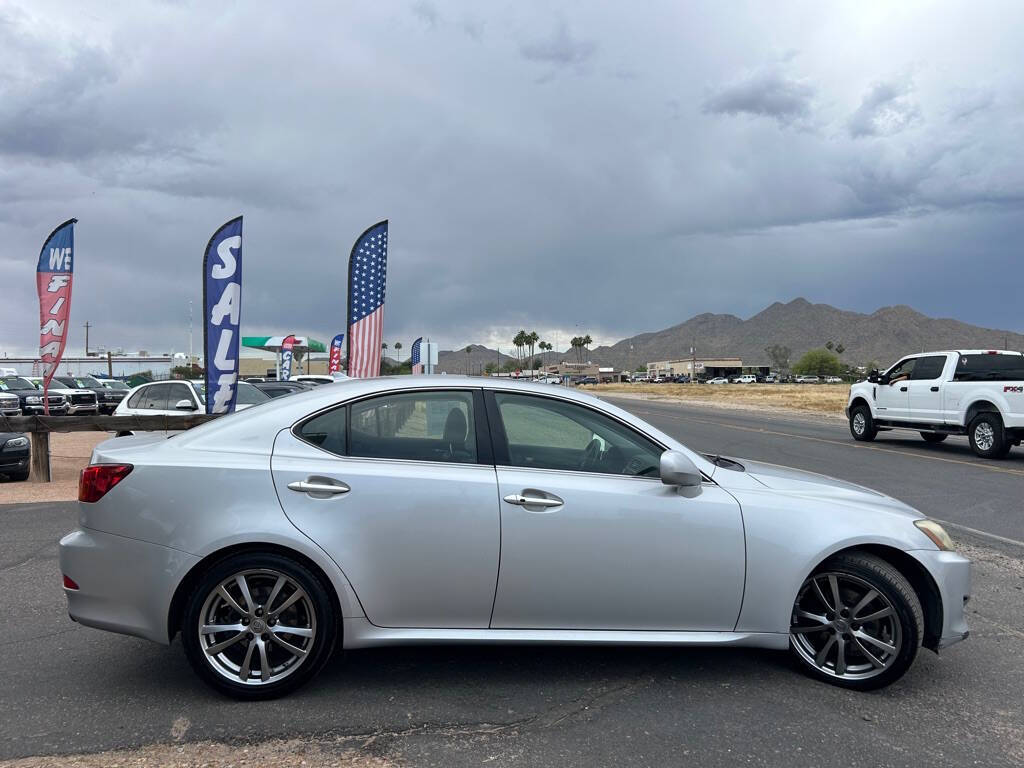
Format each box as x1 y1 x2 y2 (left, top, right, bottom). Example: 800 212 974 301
346 221 388 378
410 336 423 375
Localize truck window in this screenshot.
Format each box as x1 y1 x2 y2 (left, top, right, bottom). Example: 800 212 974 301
910 356 946 381
954 354 1024 382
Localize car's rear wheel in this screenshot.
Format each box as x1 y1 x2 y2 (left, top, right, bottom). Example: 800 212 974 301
789 551 922 690
968 413 1011 459
181 552 336 699
848 405 877 442
920 432 948 443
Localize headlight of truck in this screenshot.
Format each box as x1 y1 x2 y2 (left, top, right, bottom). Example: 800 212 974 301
26 396 42 404
914 519 955 551
3 436 29 450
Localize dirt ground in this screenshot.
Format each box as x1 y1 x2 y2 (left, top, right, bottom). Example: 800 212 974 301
0 739 393 768
0 432 107 505
591 382 849 416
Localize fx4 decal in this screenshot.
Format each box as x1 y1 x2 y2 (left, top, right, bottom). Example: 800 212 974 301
1004 386 1024 393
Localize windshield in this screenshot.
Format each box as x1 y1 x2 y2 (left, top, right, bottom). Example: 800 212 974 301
55 377 81 389
0 377 36 391
74 376 102 388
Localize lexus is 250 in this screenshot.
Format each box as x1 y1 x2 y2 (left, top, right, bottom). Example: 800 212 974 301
60 377 970 698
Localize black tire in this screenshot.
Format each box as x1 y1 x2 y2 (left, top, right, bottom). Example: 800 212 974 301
10 468 30 481
920 432 948 443
789 551 923 691
848 404 877 441
968 412 1010 459
181 552 337 700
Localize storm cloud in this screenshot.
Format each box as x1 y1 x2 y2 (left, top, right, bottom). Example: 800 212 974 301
1 0 1022 362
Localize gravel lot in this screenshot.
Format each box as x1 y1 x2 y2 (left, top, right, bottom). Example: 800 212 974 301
0 433 106 504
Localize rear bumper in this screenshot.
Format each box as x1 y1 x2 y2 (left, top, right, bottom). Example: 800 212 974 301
59 526 199 645
908 548 971 649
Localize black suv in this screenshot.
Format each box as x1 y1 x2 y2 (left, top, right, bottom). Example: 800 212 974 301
0 376 68 415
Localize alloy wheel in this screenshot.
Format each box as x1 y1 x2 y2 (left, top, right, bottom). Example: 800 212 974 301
197 568 316 686
974 422 995 452
790 571 902 681
852 413 866 435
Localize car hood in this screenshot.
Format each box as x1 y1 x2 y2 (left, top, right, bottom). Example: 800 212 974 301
45 387 94 396
717 457 922 520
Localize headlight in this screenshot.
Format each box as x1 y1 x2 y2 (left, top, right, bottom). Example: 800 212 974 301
3 436 29 450
26 396 42 404
914 519 955 551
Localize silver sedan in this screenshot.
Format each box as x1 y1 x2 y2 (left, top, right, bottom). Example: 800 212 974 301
59 377 970 698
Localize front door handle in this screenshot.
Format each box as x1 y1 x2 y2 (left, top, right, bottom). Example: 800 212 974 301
900 386 908 392
930 386 939 392
288 479 350 496
503 493 563 508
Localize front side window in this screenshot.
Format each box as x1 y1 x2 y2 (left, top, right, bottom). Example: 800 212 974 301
165 382 195 409
349 390 478 464
884 358 915 384
493 392 662 477
910 356 946 381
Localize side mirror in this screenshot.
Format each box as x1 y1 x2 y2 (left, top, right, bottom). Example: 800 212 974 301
660 450 703 488
867 369 880 383
175 399 197 411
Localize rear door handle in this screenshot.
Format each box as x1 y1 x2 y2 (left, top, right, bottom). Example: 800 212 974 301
503 493 563 508
288 479 350 496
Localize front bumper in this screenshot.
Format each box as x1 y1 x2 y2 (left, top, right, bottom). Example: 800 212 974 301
66 403 99 415
22 404 69 415
0 453 29 474
59 527 200 645
908 548 971 649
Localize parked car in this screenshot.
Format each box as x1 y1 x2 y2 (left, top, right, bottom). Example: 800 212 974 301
60 376 970 698
26 375 98 414
253 381 313 399
60 374 127 414
0 432 30 481
577 376 598 385
795 375 820 384
707 377 729 384
824 376 843 384
736 375 757 384
113 379 271 434
0 376 68 415
671 375 691 384
0 390 21 417
764 374 778 384
289 375 342 386
847 349 1024 458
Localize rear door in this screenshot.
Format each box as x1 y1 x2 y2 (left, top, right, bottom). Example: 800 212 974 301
272 388 501 628
906 355 948 423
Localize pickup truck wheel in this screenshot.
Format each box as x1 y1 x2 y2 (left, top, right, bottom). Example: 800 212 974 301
968 413 1010 459
920 432 948 443
849 405 877 442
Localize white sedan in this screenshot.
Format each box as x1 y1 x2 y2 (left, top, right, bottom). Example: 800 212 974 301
60 377 970 698
112 380 269 433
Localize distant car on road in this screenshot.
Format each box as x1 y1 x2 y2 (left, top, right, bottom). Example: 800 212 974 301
707 377 729 384
847 349 1024 458
60 376 971 698
0 432 30 481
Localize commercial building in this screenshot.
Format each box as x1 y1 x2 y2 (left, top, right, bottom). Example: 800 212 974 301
646 357 769 379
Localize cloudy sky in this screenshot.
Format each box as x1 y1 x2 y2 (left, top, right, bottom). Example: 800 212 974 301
2 0 1022 359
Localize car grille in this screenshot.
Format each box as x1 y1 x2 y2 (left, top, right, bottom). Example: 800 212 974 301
0 396 18 409
48 396 66 406
71 393 97 405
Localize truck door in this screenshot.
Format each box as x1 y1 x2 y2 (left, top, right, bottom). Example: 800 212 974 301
907 355 948 423
875 358 915 420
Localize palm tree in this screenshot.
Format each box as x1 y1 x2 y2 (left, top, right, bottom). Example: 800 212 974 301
527 331 539 369
381 342 388 355
394 341 402 362
513 330 527 366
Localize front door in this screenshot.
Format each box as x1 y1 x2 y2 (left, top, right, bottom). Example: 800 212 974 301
906 355 948 423
272 388 501 628
875 358 915 420
486 391 746 631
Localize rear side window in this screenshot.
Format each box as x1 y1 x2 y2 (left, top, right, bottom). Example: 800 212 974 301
137 384 169 410
910 356 946 381
954 354 1024 381
126 388 146 408
350 391 478 464
298 407 347 456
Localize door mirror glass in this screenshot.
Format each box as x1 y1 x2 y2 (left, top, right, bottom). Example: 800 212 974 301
867 369 880 383
174 398 197 411
660 450 702 487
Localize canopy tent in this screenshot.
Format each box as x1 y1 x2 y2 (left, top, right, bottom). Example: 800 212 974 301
241 336 327 354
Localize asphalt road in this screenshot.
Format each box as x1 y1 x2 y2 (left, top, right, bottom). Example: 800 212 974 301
2 401 1024 766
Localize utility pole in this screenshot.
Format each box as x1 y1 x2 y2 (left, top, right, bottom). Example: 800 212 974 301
83 321 91 356
691 339 697 385
188 300 193 368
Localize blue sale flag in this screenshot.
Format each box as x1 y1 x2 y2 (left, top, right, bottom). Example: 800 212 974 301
203 217 243 414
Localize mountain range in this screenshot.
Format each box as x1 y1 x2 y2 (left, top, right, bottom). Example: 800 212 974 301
436 299 1024 373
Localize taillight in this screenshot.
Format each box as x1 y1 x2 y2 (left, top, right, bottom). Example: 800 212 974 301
78 463 133 503
63 574 80 590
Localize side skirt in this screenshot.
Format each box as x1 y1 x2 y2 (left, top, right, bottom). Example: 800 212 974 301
342 618 789 651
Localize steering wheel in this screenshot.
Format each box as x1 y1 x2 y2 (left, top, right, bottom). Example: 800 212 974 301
579 438 602 470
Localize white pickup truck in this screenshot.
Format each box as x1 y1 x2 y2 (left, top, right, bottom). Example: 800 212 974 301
846 350 1024 458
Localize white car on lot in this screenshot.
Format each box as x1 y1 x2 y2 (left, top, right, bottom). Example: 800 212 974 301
736 375 757 384
289 374 348 385
113 380 270 433
825 376 843 384
795 375 820 384
706 377 729 384
847 349 1024 458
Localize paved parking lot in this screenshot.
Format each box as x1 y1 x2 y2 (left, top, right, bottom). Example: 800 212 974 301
2 401 1023 766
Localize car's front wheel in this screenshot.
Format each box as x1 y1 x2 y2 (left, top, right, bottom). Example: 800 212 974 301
181 552 337 699
848 405 877 442
789 551 922 690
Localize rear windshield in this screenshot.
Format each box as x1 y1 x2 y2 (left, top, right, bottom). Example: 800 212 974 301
954 354 1024 382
